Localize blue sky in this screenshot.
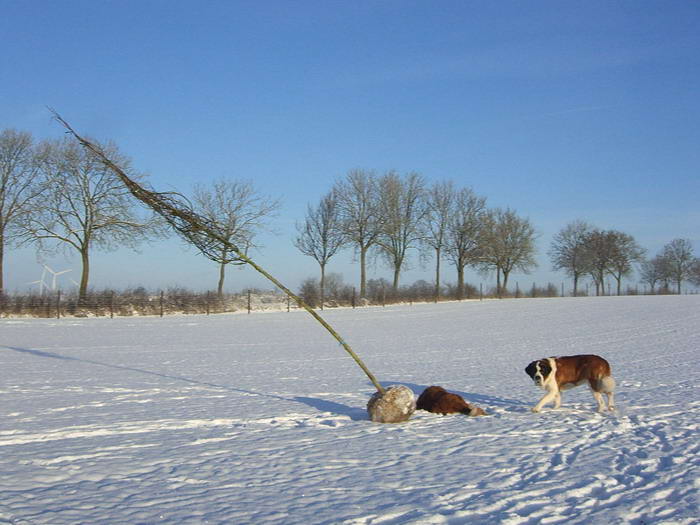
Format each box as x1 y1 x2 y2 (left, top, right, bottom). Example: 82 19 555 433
2 1 699 294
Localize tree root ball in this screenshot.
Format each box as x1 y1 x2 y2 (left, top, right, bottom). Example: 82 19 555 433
367 385 416 423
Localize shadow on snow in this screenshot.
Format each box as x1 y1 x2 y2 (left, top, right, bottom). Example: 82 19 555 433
2 345 367 421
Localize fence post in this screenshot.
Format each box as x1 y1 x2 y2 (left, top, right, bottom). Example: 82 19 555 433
206 291 210 316
561 282 564 297
110 291 115 318
160 290 164 317
382 284 386 307
480 283 483 301
56 290 61 319
287 295 290 312
352 288 356 309
247 290 251 314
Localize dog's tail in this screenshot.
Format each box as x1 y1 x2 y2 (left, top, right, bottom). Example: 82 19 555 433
593 375 616 393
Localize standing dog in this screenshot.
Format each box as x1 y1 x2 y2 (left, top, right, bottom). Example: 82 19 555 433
525 354 615 413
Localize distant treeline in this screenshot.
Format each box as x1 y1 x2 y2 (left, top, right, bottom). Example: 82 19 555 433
2 129 699 306
1 277 691 319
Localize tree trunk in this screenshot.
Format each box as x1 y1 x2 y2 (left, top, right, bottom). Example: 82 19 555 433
573 273 579 297
593 271 604 296
359 246 367 299
502 269 510 297
320 262 326 310
456 265 465 301
0 234 4 295
496 268 502 298
392 265 400 293
217 261 226 298
79 248 90 304
434 247 441 303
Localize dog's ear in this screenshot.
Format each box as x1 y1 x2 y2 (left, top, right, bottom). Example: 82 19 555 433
525 361 537 378
540 359 552 377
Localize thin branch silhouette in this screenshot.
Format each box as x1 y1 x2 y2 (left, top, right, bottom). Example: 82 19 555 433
50 109 385 395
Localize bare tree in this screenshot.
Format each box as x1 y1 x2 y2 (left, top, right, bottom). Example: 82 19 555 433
581 229 644 296
0 129 45 294
689 258 700 287
193 178 280 297
55 111 390 406
423 180 455 301
444 187 487 300
640 255 670 294
607 231 645 295
480 208 537 297
20 137 163 302
334 169 384 299
661 239 695 294
583 229 615 296
549 220 593 297
294 191 345 309
376 171 427 293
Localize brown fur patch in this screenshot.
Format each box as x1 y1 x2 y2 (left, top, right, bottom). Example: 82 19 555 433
554 355 611 391
416 386 486 416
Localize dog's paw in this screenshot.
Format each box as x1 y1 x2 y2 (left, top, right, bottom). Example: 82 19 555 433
531 407 541 413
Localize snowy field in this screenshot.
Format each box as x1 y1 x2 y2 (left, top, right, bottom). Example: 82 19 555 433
1 295 698 525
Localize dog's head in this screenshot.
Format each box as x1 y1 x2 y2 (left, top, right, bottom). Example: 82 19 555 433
525 358 554 388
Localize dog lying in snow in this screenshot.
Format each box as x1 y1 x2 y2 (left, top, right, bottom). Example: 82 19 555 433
416 386 487 416
525 354 616 413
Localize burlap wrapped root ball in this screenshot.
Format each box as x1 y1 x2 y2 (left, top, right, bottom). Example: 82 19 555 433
367 385 416 423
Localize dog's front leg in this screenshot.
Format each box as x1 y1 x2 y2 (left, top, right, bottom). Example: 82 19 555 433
532 386 559 413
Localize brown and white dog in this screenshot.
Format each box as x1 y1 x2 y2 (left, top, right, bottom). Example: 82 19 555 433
525 354 615 413
416 386 487 416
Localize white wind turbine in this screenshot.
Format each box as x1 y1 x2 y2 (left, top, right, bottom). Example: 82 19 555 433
28 266 48 295
43 265 72 291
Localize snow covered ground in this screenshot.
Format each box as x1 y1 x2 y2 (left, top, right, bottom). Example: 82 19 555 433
1 295 698 525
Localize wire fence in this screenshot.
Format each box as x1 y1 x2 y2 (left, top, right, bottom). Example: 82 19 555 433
0 289 300 319
1 281 691 319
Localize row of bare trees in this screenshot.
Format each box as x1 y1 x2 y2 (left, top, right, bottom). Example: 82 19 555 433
298 172 698 304
3 128 697 305
549 221 645 296
295 170 538 306
0 128 279 302
640 239 700 294
549 220 700 296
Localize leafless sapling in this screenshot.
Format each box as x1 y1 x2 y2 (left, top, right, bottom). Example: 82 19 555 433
51 111 390 404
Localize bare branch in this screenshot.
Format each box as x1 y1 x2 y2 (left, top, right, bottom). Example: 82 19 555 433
51 109 385 395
